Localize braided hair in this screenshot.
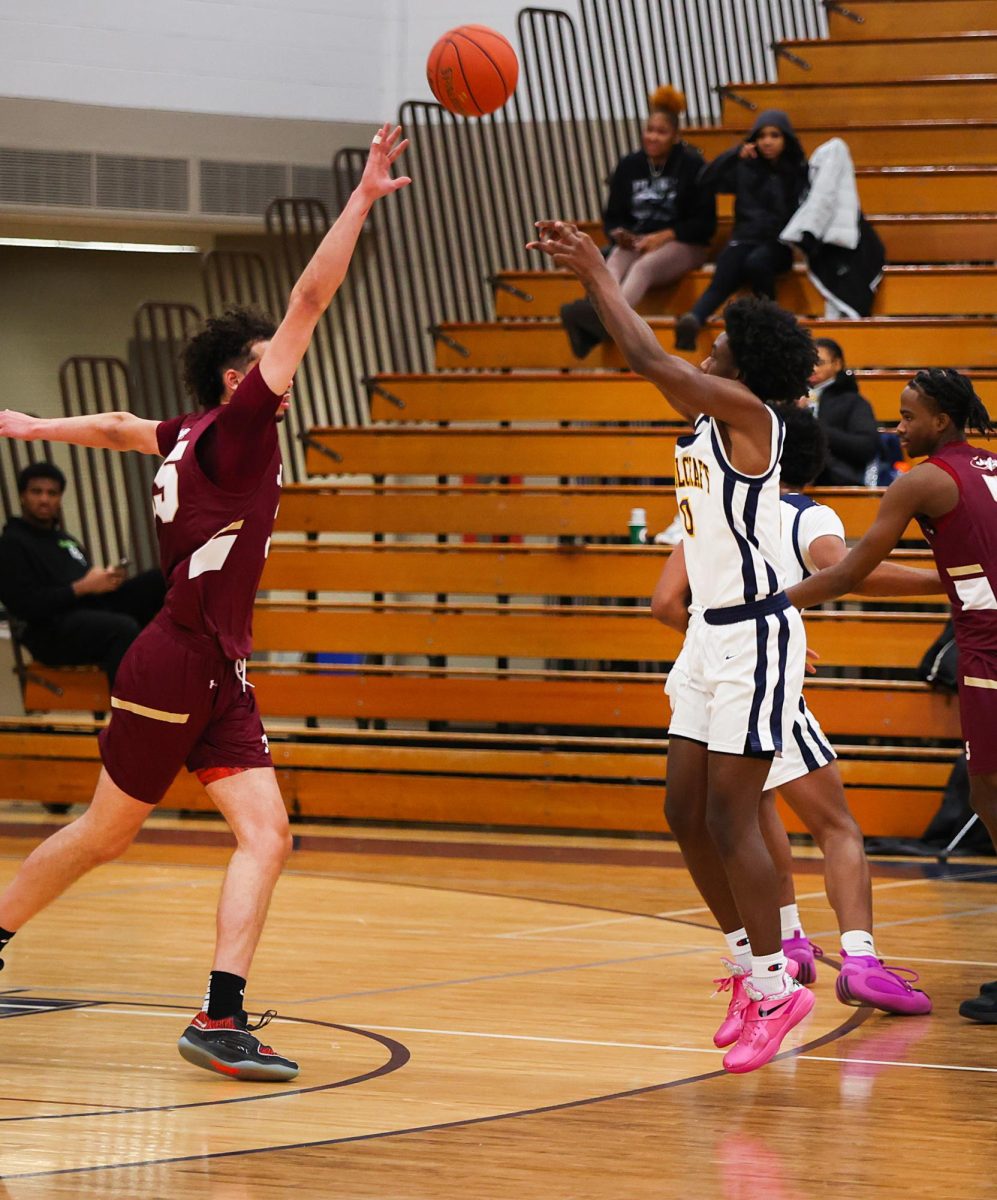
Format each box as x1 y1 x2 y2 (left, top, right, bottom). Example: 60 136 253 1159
911 368 995 438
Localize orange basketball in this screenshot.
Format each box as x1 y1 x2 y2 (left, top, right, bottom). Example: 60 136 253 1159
427 24 519 118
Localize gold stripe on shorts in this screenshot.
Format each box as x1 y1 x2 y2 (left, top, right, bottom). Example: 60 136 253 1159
111 697 190 724
963 676 997 691
948 564 984 578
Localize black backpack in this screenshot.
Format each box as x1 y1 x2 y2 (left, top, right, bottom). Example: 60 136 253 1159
918 620 958 693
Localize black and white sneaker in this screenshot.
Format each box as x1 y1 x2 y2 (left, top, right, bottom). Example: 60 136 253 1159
178 1009 299 1080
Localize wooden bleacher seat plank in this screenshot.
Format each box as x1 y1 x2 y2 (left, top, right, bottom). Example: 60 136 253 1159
251 667 962 740
260 542 940 602
490 265 997 321
305 424 995 481
578 214 997 265
683 121 997 167
827 1 997 42
776 34 997 83
275 483 921 541
432 318 997 372
720 76 997 126
368 370 997 425
250 600 947 669
0 723 955 837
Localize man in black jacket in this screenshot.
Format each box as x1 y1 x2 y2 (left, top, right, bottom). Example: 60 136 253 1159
807 338 880 486
0 462 164 684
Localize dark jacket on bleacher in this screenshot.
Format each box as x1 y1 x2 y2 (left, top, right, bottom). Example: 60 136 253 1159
812 371 881 487
0 516 91 627
603 143 717 245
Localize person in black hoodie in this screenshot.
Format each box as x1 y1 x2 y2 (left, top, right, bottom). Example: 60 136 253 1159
560 85 716 358
675 109 808 350
806 338 880 486
0 462 164 684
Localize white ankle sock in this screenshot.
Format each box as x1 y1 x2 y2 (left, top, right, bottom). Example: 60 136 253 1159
723 927 752 973
841 930 877 959
750 949 790 996
779 904 803 940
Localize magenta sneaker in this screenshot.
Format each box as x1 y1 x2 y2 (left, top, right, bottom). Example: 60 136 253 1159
722 981 816 1074
835 952 933 1015
782 931 822 986
712 957 800 1048
712 959 752 1048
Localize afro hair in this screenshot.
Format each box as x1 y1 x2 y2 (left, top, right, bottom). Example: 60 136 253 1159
181 305 278 408
648 84 686 116
723 297 818 404
773 402 827 489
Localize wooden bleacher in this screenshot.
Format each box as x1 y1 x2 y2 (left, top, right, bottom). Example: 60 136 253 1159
492 266 997 320
8 0 993 840
366 372 997 424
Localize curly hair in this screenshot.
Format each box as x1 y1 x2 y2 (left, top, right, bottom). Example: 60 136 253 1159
648 84 685 130
773 402 827 488
181 305 277 408
911 368 995 438
722 297 818 403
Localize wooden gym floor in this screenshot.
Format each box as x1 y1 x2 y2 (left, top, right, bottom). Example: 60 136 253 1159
0 806 994 1198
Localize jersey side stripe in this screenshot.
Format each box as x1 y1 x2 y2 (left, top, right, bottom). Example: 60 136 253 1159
743 481 780 593
791 508 808 576
723 474 759 600
769 610 790 750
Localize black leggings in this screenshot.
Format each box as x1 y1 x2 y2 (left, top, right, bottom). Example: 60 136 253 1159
691 239 794 324
24 569 165 686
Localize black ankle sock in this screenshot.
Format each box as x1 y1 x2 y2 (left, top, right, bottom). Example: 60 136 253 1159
205 970 247 1020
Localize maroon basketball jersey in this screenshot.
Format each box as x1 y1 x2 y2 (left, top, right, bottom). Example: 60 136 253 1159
917 440 997 654
153 367 282 660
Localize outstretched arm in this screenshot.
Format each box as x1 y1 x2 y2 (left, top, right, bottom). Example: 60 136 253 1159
259 123 410 397
527 221 765 432
807 534 943 598
788 467 949 608
0 409 160 454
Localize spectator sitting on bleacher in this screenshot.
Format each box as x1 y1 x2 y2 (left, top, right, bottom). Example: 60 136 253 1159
803 338 880 486
0 462 164 685
675 109 808 350
560 85 716 359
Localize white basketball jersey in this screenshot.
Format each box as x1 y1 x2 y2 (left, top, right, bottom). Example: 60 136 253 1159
675 406 786 610
780 493 847 588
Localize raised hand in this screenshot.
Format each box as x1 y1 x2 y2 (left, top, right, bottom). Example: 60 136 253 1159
359 123 412 201
0 410 38 441
527 221 606 283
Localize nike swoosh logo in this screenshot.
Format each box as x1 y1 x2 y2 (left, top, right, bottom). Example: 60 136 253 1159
758 997 794 1018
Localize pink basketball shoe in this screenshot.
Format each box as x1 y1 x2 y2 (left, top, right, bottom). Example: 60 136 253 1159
712 957 800 1048
835 952 932 1015
782 930 822 986
723 980 816 1075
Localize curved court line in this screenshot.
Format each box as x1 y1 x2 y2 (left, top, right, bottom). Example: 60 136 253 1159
0 1013 409 1125
1 1008 872 1180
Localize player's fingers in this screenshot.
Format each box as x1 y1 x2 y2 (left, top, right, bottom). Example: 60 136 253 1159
388 138 410 163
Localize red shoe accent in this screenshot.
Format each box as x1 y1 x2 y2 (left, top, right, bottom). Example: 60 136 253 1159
210 1059 243 1077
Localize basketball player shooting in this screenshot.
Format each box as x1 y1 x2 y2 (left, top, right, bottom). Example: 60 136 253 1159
0 123 410 1081
528 220 819 1072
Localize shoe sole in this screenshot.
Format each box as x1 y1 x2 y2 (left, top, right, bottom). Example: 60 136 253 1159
723 989 816 1075
177 1034 299 1081
836 977 932 1016
958 1002 997 1024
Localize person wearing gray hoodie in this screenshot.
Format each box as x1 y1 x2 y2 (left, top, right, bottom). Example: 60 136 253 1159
675 110 808 349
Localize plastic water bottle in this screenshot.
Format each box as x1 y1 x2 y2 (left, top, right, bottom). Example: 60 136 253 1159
628 507 648 545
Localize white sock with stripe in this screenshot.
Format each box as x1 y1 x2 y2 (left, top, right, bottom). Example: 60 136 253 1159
723 927 752 973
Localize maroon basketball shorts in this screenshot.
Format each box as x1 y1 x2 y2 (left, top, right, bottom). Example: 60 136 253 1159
98 618 272 805
958 649 997 776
